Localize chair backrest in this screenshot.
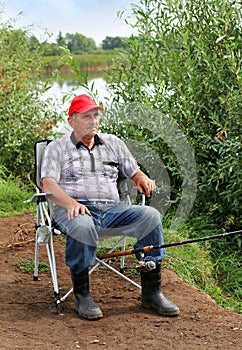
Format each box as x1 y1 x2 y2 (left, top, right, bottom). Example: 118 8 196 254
34 140 52 191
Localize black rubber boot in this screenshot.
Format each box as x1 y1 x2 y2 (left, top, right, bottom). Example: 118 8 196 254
140 264 180 316
70 269 103 320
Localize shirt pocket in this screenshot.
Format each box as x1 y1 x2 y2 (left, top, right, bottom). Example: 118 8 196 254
102 161 119 178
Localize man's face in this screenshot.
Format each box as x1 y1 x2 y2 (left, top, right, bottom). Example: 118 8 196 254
69 108 100 139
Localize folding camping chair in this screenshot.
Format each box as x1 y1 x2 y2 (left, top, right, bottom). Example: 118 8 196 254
28 140 144 313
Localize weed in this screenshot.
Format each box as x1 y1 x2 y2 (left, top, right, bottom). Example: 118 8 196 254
14 258 50 274
0 172 35 217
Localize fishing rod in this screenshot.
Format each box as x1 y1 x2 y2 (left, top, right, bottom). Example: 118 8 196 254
98 230 242 260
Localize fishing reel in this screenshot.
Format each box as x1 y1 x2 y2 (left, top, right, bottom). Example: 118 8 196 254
120 253 156 273
136 253 156 272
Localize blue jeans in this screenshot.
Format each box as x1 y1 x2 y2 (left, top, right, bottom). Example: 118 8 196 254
52 202 166 274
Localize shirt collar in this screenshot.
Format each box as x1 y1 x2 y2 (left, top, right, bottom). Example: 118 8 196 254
70 132 104 149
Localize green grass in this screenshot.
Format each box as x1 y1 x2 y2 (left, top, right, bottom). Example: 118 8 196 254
163 230 241 313
43 52 117 76
14 257 50 273
0 177 35 217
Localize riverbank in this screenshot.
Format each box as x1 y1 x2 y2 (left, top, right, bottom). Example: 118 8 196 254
43 52 118 76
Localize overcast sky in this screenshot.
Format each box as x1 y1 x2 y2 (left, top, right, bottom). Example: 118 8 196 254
1 0 140 45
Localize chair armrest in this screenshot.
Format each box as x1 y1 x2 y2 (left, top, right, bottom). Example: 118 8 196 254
141 193 146 206
24 192 53 203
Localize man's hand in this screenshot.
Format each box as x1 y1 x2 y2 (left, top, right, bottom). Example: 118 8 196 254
136 176 156 197
42 177 91 220
67 199 91 220
131 169 156 197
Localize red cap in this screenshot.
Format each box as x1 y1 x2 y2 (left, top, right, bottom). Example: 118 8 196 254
68 94 103 117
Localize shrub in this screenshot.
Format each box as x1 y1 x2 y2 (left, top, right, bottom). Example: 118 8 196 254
108 0 242 230
0 23 64 181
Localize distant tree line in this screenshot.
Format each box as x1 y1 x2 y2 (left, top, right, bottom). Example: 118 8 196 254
29 31 128 55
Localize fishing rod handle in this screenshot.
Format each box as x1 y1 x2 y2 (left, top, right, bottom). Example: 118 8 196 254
98 245 153 260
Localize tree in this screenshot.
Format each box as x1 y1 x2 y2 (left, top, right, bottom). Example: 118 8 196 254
28 35 40 53
28 35 63 56
0 25 63 180
64 33 97 54
101 36 127 50
56 31 65 47
39 41 63 56
108 0 242 230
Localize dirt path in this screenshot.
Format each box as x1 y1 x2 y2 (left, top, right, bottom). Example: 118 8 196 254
0 214 241 350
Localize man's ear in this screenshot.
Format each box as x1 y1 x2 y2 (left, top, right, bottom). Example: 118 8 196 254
68 117 73 127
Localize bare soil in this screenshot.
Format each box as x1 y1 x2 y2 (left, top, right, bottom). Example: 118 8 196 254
0 214 241 350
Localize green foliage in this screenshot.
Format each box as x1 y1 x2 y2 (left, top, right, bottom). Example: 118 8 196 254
28 31 128 55
164 235 214 291
164 228 242 313
14 257 50 273
59 48 109 106
32 30 130 55
208 232 242 305
42 53 116 76
108 0 242 230
106 0 241 311
180 216 242 312
0 166 35 216
68 53 116 72
101 36 128 50
212 245 241 298
64 32 97 54
0 23 64 181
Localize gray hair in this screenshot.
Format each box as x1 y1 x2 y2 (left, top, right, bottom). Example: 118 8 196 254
71 112 77 121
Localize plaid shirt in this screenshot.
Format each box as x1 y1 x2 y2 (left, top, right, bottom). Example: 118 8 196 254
41 132 138 202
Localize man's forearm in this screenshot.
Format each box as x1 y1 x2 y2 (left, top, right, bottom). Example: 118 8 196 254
41 177 74 210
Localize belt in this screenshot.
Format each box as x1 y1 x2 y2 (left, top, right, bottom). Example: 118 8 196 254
89 201 117 205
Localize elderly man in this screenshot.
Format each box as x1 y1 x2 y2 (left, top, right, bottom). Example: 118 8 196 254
41 94 179 320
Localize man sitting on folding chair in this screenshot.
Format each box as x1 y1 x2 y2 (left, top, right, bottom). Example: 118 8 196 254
41 94 179 320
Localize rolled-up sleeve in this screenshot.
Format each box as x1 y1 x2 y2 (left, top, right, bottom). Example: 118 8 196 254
115 137 139 179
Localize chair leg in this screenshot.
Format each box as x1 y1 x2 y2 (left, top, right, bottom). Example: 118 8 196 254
46 232 62 312
95 257 141 289
120 236 126 272
34 201 62 312
33 205 40 281
33 233 39 281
